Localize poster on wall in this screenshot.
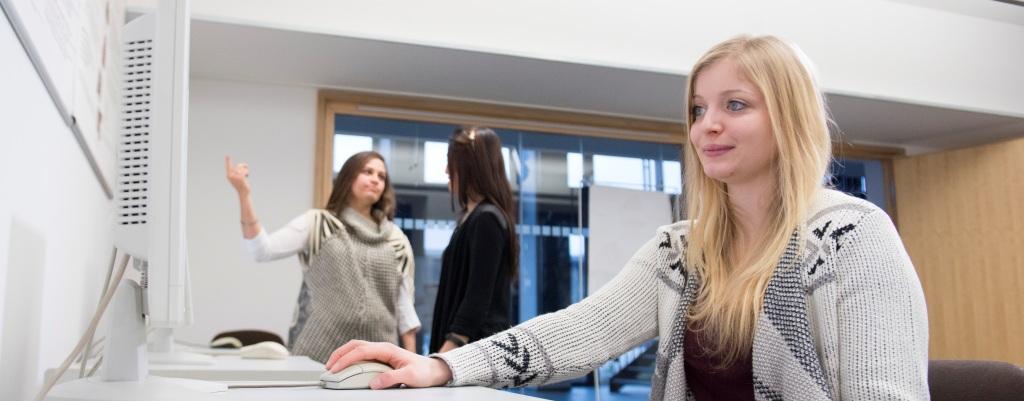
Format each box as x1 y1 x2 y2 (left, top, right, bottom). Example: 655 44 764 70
0 0 124 197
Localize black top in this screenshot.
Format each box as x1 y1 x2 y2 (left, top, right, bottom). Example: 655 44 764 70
429 202 513 353
683 324 755 401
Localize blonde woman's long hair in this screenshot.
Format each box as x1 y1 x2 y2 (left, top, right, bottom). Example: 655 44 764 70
683 35 832 366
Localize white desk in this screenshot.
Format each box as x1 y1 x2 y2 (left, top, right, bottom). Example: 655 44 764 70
48 357 544 400
48 355 325 384
224 386 544 400
155 355 324 381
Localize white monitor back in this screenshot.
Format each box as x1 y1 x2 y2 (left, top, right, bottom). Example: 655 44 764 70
114 0 191 328
587 185 673 295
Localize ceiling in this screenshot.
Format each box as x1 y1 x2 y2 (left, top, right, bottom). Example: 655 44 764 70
189 17 1024 154
887 0 1024 26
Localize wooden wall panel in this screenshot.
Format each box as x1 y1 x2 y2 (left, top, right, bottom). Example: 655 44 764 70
894 136 1024 366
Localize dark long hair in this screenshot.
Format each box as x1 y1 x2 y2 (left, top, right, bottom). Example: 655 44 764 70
448 127 519 279
324 151 395 221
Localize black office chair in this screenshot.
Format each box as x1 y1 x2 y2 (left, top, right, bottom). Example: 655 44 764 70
210 330 285 349
928 359 1024 401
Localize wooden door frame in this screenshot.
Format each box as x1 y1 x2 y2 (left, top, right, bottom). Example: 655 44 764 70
833 142 907 225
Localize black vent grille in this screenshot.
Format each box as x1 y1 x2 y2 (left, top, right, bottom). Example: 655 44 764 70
117 39 153 226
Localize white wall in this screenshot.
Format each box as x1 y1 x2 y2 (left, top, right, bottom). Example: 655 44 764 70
1 21 318 399
129 0 1024 118
0 15 114 401
175 78 316 344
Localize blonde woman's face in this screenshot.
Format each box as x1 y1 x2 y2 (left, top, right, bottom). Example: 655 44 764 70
689 58 777 187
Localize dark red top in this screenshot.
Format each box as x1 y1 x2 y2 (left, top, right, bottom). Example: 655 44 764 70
683 325 755 401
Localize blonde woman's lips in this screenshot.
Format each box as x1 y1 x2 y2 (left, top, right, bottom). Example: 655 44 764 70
702 144 734 157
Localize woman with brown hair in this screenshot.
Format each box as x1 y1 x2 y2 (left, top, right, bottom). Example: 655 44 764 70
429 127 519 353
225 151 419 363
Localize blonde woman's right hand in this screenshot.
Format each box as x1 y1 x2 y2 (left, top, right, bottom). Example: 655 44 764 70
326 340 453 389
225 155 251 196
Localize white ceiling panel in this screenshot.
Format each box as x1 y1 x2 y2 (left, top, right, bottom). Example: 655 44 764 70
190 18 1024 153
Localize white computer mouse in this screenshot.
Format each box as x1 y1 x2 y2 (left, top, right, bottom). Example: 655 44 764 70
319 361 393 390
239 341 290 359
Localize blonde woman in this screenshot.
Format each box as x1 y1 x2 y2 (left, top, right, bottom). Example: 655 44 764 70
321 35 929 400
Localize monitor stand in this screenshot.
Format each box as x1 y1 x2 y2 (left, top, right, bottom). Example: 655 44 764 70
45 281 225 401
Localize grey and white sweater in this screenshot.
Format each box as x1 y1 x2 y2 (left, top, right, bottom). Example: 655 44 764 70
246 208 417 363
436 189 929 400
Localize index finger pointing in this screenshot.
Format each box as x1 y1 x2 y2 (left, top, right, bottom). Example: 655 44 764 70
328 342 395 374
326 340 365 369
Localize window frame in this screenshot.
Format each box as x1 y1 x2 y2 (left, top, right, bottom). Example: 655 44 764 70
314 89 906 223
314 89 686 207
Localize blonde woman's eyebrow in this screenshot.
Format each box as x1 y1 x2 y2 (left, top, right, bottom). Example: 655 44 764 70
692 88 755 101
720 88 757 97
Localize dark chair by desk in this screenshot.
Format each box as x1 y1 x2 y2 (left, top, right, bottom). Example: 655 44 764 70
929 359 1024 401
210 330 285 348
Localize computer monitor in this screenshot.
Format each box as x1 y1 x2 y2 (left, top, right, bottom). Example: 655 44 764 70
115 0 213 367
116 0 192 331
45 0 224 399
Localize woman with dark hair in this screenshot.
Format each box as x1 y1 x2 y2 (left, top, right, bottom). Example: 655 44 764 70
225 151 419 363
429 127 519 353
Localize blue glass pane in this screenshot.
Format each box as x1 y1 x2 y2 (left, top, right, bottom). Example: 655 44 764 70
332 114 683 360
830 159 887 211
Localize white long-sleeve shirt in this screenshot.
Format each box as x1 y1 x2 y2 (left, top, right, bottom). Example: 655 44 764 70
243 212 421 334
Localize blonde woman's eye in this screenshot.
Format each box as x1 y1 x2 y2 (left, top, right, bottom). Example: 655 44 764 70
727 100 747 111
692 105 706 117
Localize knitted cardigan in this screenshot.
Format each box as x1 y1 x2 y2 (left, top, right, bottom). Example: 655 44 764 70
436 189 929 400
290 208 412 363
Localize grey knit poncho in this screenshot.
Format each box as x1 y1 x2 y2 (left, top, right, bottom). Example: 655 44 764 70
290 208 409 363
